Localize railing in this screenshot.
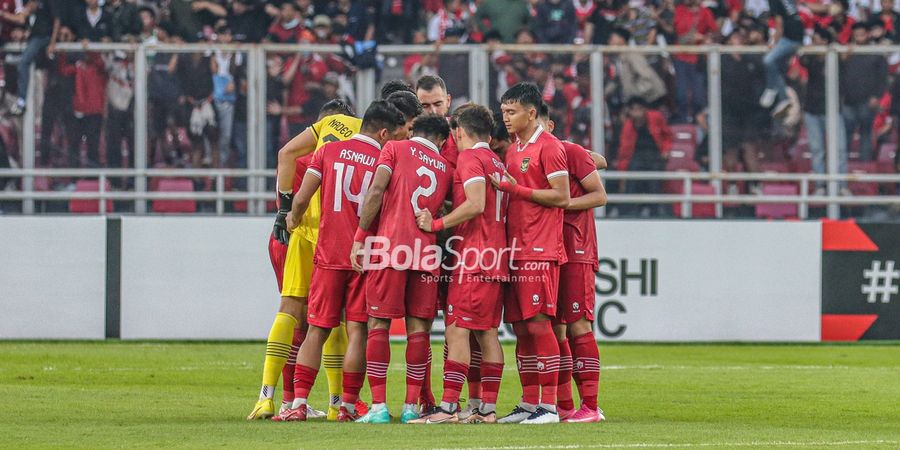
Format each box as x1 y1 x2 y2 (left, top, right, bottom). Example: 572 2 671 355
1 42 898 219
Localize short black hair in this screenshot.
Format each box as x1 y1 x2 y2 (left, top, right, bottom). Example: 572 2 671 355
491 111 509 142
386 90 424 120
609 27 631 43
454 103 494 140
415 75 447 93
411 114 450 143
361 100 407 134
501 82 543 109
538 102 550 120
318 99 354 119
380 79 414 99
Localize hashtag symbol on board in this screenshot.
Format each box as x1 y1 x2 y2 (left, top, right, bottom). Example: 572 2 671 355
861 260 900 304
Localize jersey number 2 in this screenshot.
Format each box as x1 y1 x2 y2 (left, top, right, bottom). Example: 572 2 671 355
411 166 437 213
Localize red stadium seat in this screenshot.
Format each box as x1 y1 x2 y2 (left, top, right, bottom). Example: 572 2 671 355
672 182 716 218
877 143 896 172
69 179 113 214
670 124 697 145
760 162 790 173
669 141 696 160
755 183 798 219
663 159 700 194
847 162 880 196
152 178 196 213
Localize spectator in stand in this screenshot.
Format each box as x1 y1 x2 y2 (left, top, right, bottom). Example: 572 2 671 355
876 0 900 42
802 26 848 195
672 0 717 123
169 0 226 42
655 0 677 44
759 0 805 119
586 0 618 45
265 55 286 169
61 48 107 167
212 25 239 168
175 49 217 167
328 0 375 42
826 3 856 44
10 0 61 116
721 31 766 175
312 15 338 43
574 0 598 43
138 6 157 43
148 23 183 165
617 0 659 45
436 27 470 105
535 0 576 43
841 21 888 162
39 25 76 167
105 50 135 174
617 96 673 217
605 27 667 106
473 0 531 43
0 0 27 44
379 0 418 44
266 2 313 43
428 0 472 43
228 0 270 43
104 0 142 42
75 0 112 42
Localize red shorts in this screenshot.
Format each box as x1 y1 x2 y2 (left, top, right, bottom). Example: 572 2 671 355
554 263 596 325
268 235 288 292
446 273 503 330
307 267 368 328
503 262 560 323
366 268 438 320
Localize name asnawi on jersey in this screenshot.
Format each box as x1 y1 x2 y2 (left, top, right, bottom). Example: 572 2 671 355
338 149 376 166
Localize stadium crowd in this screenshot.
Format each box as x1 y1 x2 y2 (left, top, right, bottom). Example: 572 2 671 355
0 0 899 217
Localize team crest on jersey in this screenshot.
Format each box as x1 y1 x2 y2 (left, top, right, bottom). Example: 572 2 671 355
532 294 540 305
520 157 531 173
572 302 580 313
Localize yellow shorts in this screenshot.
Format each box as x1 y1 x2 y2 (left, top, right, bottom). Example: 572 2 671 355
281 230 316 298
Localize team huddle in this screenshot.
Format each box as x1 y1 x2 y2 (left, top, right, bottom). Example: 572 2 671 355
248 76 608 425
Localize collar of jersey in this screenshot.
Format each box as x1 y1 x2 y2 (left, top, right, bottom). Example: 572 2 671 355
516 124 544 153
410 136 440 153
471 142 491 151
351 134 382 150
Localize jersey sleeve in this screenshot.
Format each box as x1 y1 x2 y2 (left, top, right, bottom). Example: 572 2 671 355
542 140 569 181
458 152 486 188
307 145 325 178
309 116 327 141
567 143 596 182
376 141 397 174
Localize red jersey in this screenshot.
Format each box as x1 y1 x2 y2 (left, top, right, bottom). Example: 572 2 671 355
374 137 453 274
448 143 508 277
293 154 312 193
505 125 569 263
308 134 382 269
562 141 599 270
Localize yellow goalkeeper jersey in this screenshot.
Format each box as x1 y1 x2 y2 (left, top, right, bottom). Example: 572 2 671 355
296 113 362 243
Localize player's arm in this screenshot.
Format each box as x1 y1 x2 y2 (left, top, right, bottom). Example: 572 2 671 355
286 171 323 231
350 166 391 272
276 128 317 193
491 170 569 208
566 171 607 210
416 180 485 232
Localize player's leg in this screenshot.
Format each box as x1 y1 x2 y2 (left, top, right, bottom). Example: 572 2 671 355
467 335 483 406
499 278 539 423
468 328 503 423
281 324 306 412
554 263 579 420
553 323 575 419
337 271 370 422
322 324 348 420
568 318 604 423
408 321 468 424
402 271 438 422
276 324 330 421
520 264 562 424
248 295 305 420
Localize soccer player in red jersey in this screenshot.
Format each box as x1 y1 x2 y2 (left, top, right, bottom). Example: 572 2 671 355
537 104 608 423
273 101 407 422
491 83 571 425
350 115 453 424
410 104 509 424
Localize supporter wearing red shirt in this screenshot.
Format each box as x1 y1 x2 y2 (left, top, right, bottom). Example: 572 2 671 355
672 0 717 122
60 52 107 167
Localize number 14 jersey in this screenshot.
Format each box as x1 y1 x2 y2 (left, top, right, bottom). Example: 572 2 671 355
307 133 382 270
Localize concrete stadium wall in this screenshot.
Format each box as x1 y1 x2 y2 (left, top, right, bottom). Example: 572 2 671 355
0 217 823 341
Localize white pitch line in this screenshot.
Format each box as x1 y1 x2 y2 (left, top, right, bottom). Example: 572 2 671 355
424 440 898 450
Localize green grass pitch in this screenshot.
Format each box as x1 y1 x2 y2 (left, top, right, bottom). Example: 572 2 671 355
2 341 899 449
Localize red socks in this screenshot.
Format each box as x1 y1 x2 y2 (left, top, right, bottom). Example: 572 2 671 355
342 371 365 405
366 328 390 404
513 321 540 405
557 338 575 410
480 361 504 406
405 332 430 404
419 341 436 407
468 336 483 400
527 320 560 406
292 363 318 400
282 326 305 404
441 359 469 405
570 332 600 410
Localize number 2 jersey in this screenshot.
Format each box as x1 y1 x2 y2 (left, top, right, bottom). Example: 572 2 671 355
295 114 363 243
374 137 453 274
449 143 509 278
307 133 382 269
